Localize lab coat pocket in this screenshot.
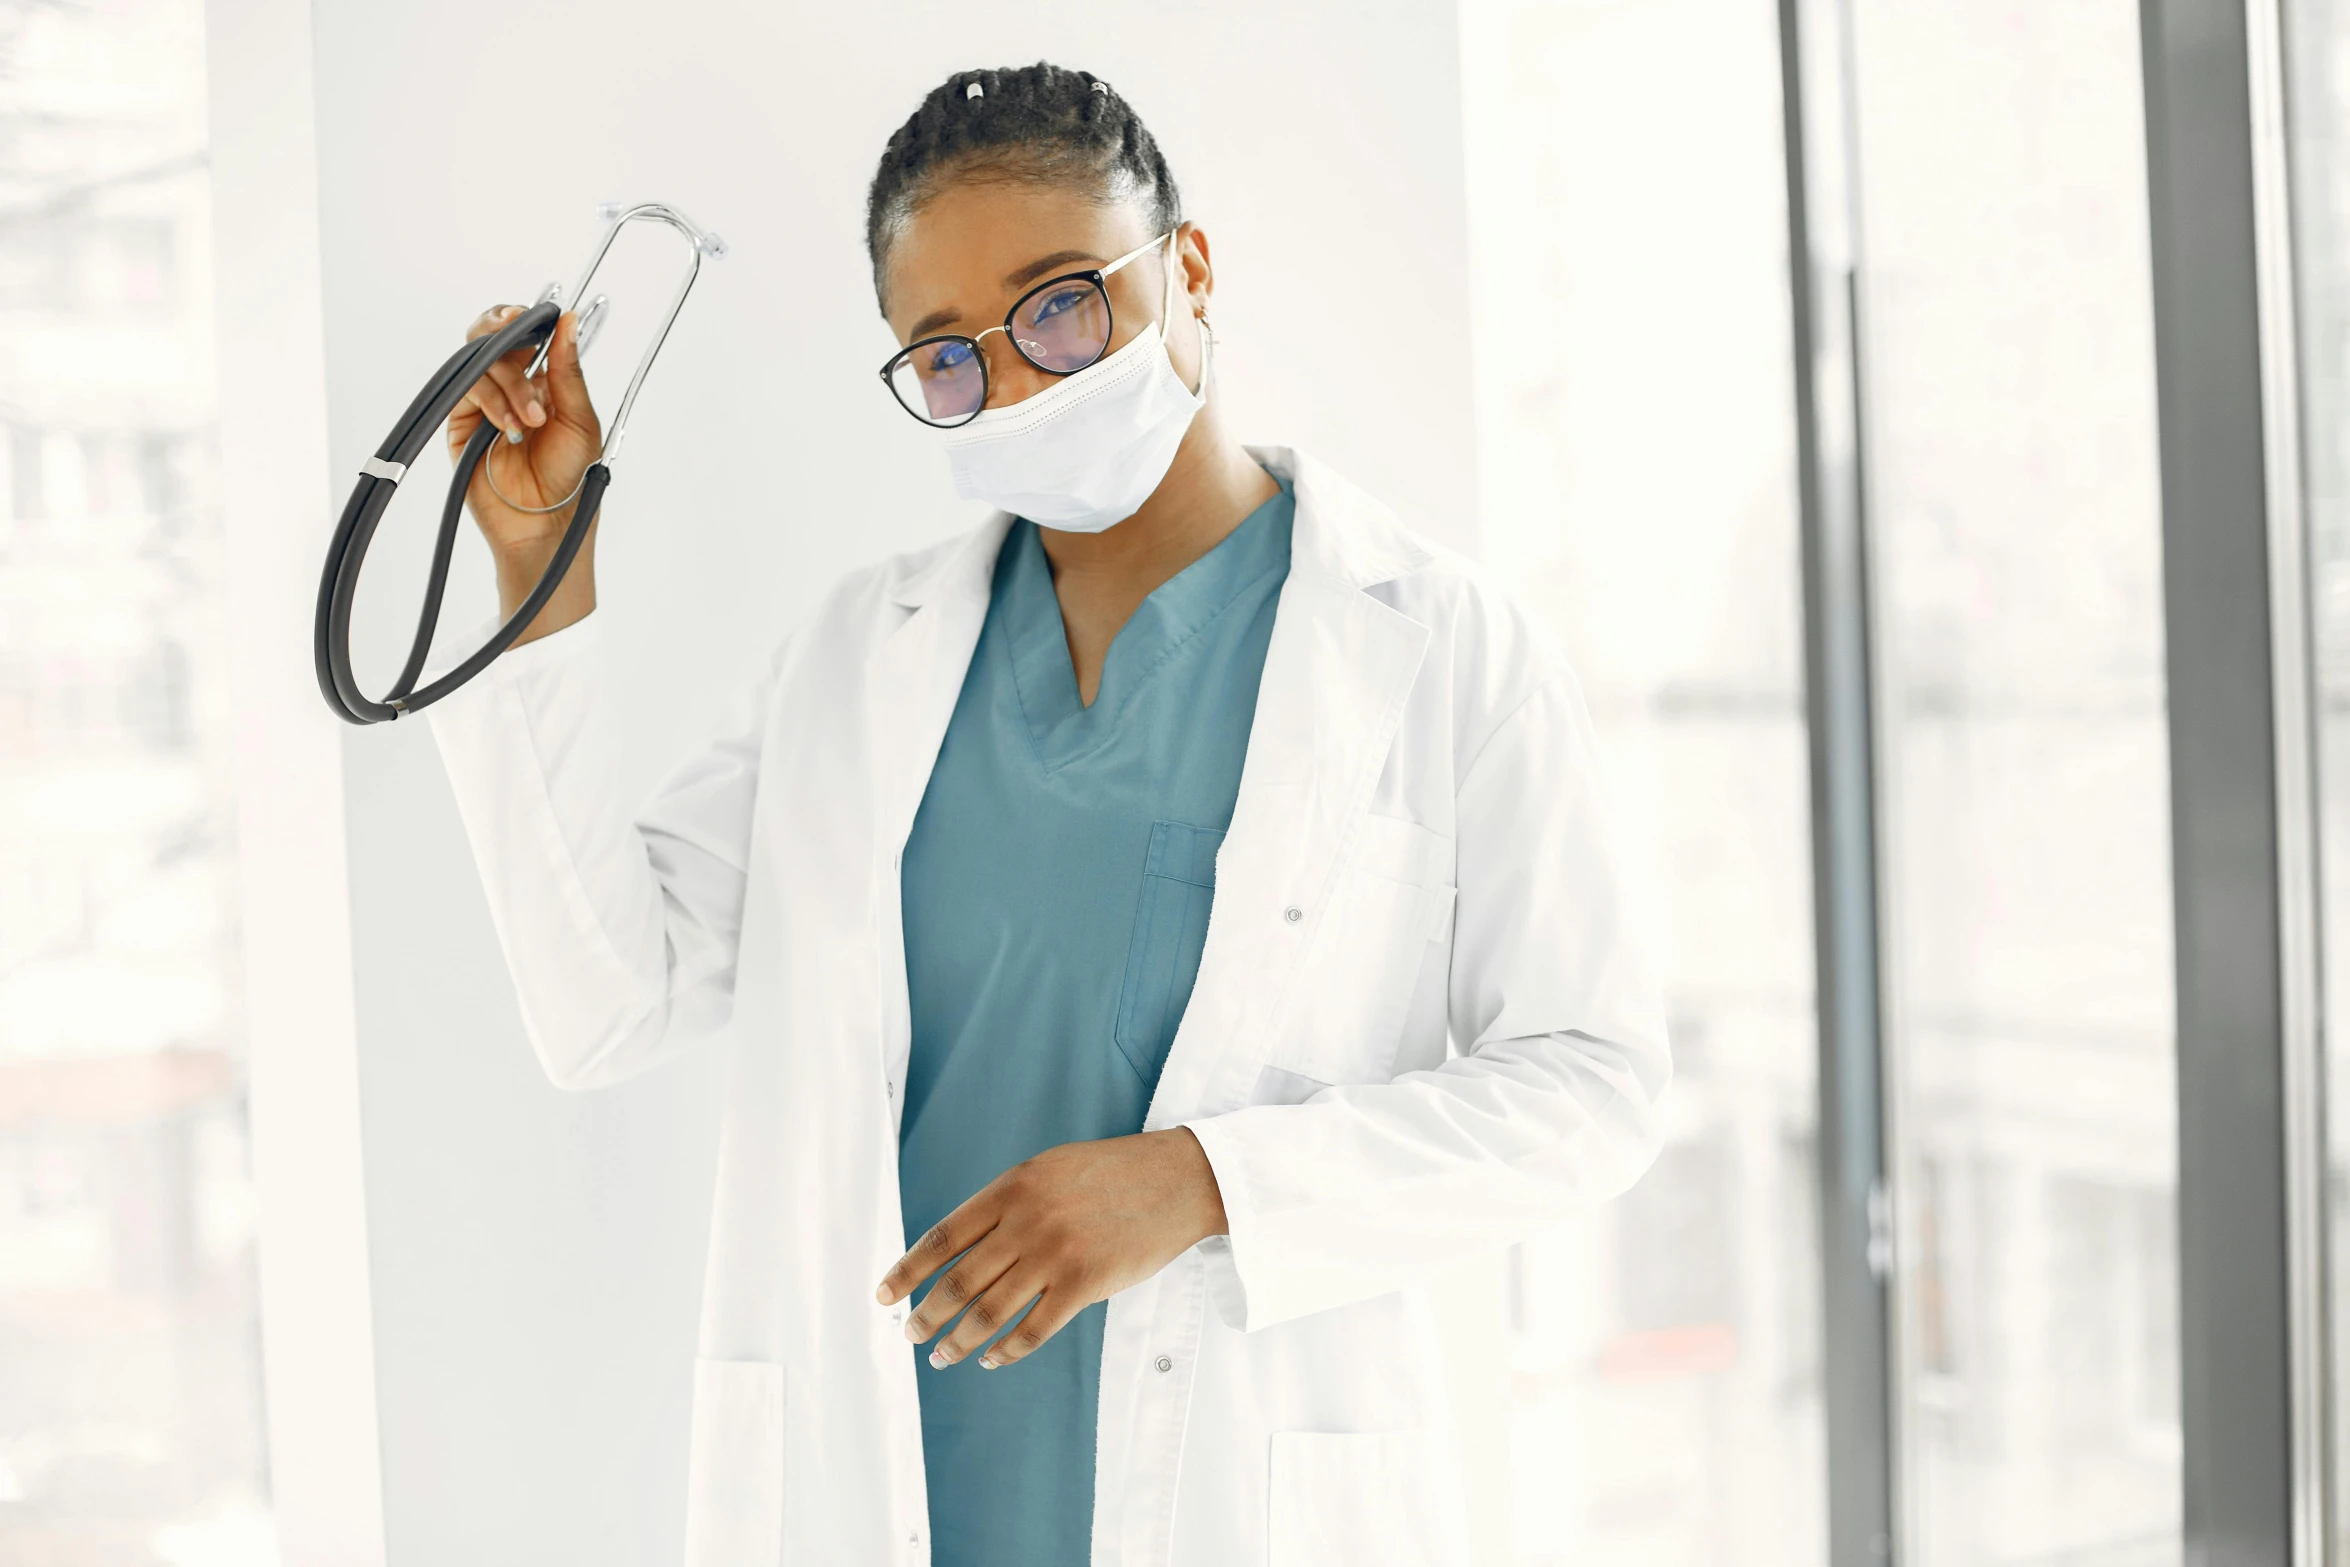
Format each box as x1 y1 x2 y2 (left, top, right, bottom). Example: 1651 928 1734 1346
1267 1429 1471 1567
1114 821 1224 1086
1273 815 1456 1086
682 1357 785 1567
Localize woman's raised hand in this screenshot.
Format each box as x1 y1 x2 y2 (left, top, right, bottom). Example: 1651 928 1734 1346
448 305 604 642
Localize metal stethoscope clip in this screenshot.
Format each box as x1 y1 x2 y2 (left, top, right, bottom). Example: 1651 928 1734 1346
315 200 724 724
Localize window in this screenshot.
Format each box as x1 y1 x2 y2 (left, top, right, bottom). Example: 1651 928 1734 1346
2284 0 2350 1549
1459 2 1826 1560
1842 1 2182 1560
0 0 271 1561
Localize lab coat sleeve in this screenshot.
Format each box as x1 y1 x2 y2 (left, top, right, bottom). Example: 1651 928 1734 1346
1182 673 1672 1332
425 610 774 1091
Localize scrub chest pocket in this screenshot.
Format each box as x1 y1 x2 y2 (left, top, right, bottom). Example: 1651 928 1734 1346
1115 820 1224 1085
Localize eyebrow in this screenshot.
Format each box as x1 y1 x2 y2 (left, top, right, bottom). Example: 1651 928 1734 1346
1005 249 1099 290
903 249 1106 342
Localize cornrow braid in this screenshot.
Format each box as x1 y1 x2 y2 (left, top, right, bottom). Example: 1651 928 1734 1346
866 62 1184 302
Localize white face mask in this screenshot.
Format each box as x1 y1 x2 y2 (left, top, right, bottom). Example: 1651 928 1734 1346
940 234 1211 533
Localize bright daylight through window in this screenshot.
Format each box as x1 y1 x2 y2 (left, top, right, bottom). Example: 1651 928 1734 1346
1461 2 1825 1561
2287 0 2350 1553
1846 4 2181 1561
1463 2 2180 1563
0 0 271 1562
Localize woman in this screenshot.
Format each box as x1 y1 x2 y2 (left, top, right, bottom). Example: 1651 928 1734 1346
429 61 1667 1567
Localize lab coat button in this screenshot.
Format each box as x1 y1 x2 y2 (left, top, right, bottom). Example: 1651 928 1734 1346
1154 1354 1173 1372
1282 906 1303 924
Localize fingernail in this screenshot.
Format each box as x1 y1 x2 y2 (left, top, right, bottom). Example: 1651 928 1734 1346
904 1319 921 1342
979 1355 999 1370
506 427 524 445
875 1285 892 1304
525 400 545 426
929 1349 950 1369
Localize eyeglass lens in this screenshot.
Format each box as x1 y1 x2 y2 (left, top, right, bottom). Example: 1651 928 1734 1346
890 339 987 425
1012 277 1111 372
887 274 1116 426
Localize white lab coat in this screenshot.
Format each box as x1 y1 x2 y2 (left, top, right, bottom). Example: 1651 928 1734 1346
425 446 1670 1567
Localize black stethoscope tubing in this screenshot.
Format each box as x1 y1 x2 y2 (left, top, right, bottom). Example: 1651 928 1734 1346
314 299 610 725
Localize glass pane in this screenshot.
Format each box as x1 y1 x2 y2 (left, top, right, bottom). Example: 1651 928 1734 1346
0 1 273 1562
1458 2 1825 1562
2285 1 2350 1551
1844 3 2182 1562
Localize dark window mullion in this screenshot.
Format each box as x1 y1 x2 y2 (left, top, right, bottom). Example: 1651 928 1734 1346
2139 0 2324 1559
1777 0 1900 1562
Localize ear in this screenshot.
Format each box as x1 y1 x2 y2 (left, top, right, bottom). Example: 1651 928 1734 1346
1176 221 1214 318
1165 222 1215 397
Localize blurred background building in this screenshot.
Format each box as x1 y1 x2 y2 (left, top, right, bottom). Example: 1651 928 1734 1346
0 0 270 1562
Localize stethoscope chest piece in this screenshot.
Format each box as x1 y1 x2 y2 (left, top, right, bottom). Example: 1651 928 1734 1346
315 201 723 724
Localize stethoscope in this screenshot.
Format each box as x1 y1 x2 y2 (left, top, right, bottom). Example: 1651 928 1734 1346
314 201 725 724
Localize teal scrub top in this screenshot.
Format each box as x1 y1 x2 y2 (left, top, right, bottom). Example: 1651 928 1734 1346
897 480 1295 1567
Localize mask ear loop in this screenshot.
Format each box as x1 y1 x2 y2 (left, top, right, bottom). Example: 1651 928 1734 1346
1156 227 1183 344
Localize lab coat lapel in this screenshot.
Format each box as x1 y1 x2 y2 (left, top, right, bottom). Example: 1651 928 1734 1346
867 518 1009 854
1146 450 1434 1124
866 518 1007 1123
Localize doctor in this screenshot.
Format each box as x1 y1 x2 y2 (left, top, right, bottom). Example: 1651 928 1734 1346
427 60 1668 1567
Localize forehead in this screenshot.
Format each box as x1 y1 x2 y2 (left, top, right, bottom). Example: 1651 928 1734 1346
880 178 1156 337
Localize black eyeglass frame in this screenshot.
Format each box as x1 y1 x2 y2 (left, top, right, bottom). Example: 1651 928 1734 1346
876 229 1176 428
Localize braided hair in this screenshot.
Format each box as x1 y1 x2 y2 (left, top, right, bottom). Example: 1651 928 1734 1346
866 62 1184 302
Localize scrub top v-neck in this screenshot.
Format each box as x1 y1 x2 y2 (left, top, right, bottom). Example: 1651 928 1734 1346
897 478 1294 1567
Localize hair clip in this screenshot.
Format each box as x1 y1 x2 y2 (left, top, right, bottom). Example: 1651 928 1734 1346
966 82 984 100
1092 81 1109 94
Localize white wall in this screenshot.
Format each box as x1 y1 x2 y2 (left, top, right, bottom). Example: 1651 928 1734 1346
212 3 1491 1563
205 0 386 1561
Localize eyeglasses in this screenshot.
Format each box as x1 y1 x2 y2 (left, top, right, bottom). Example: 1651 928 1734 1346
879 230 1176 428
